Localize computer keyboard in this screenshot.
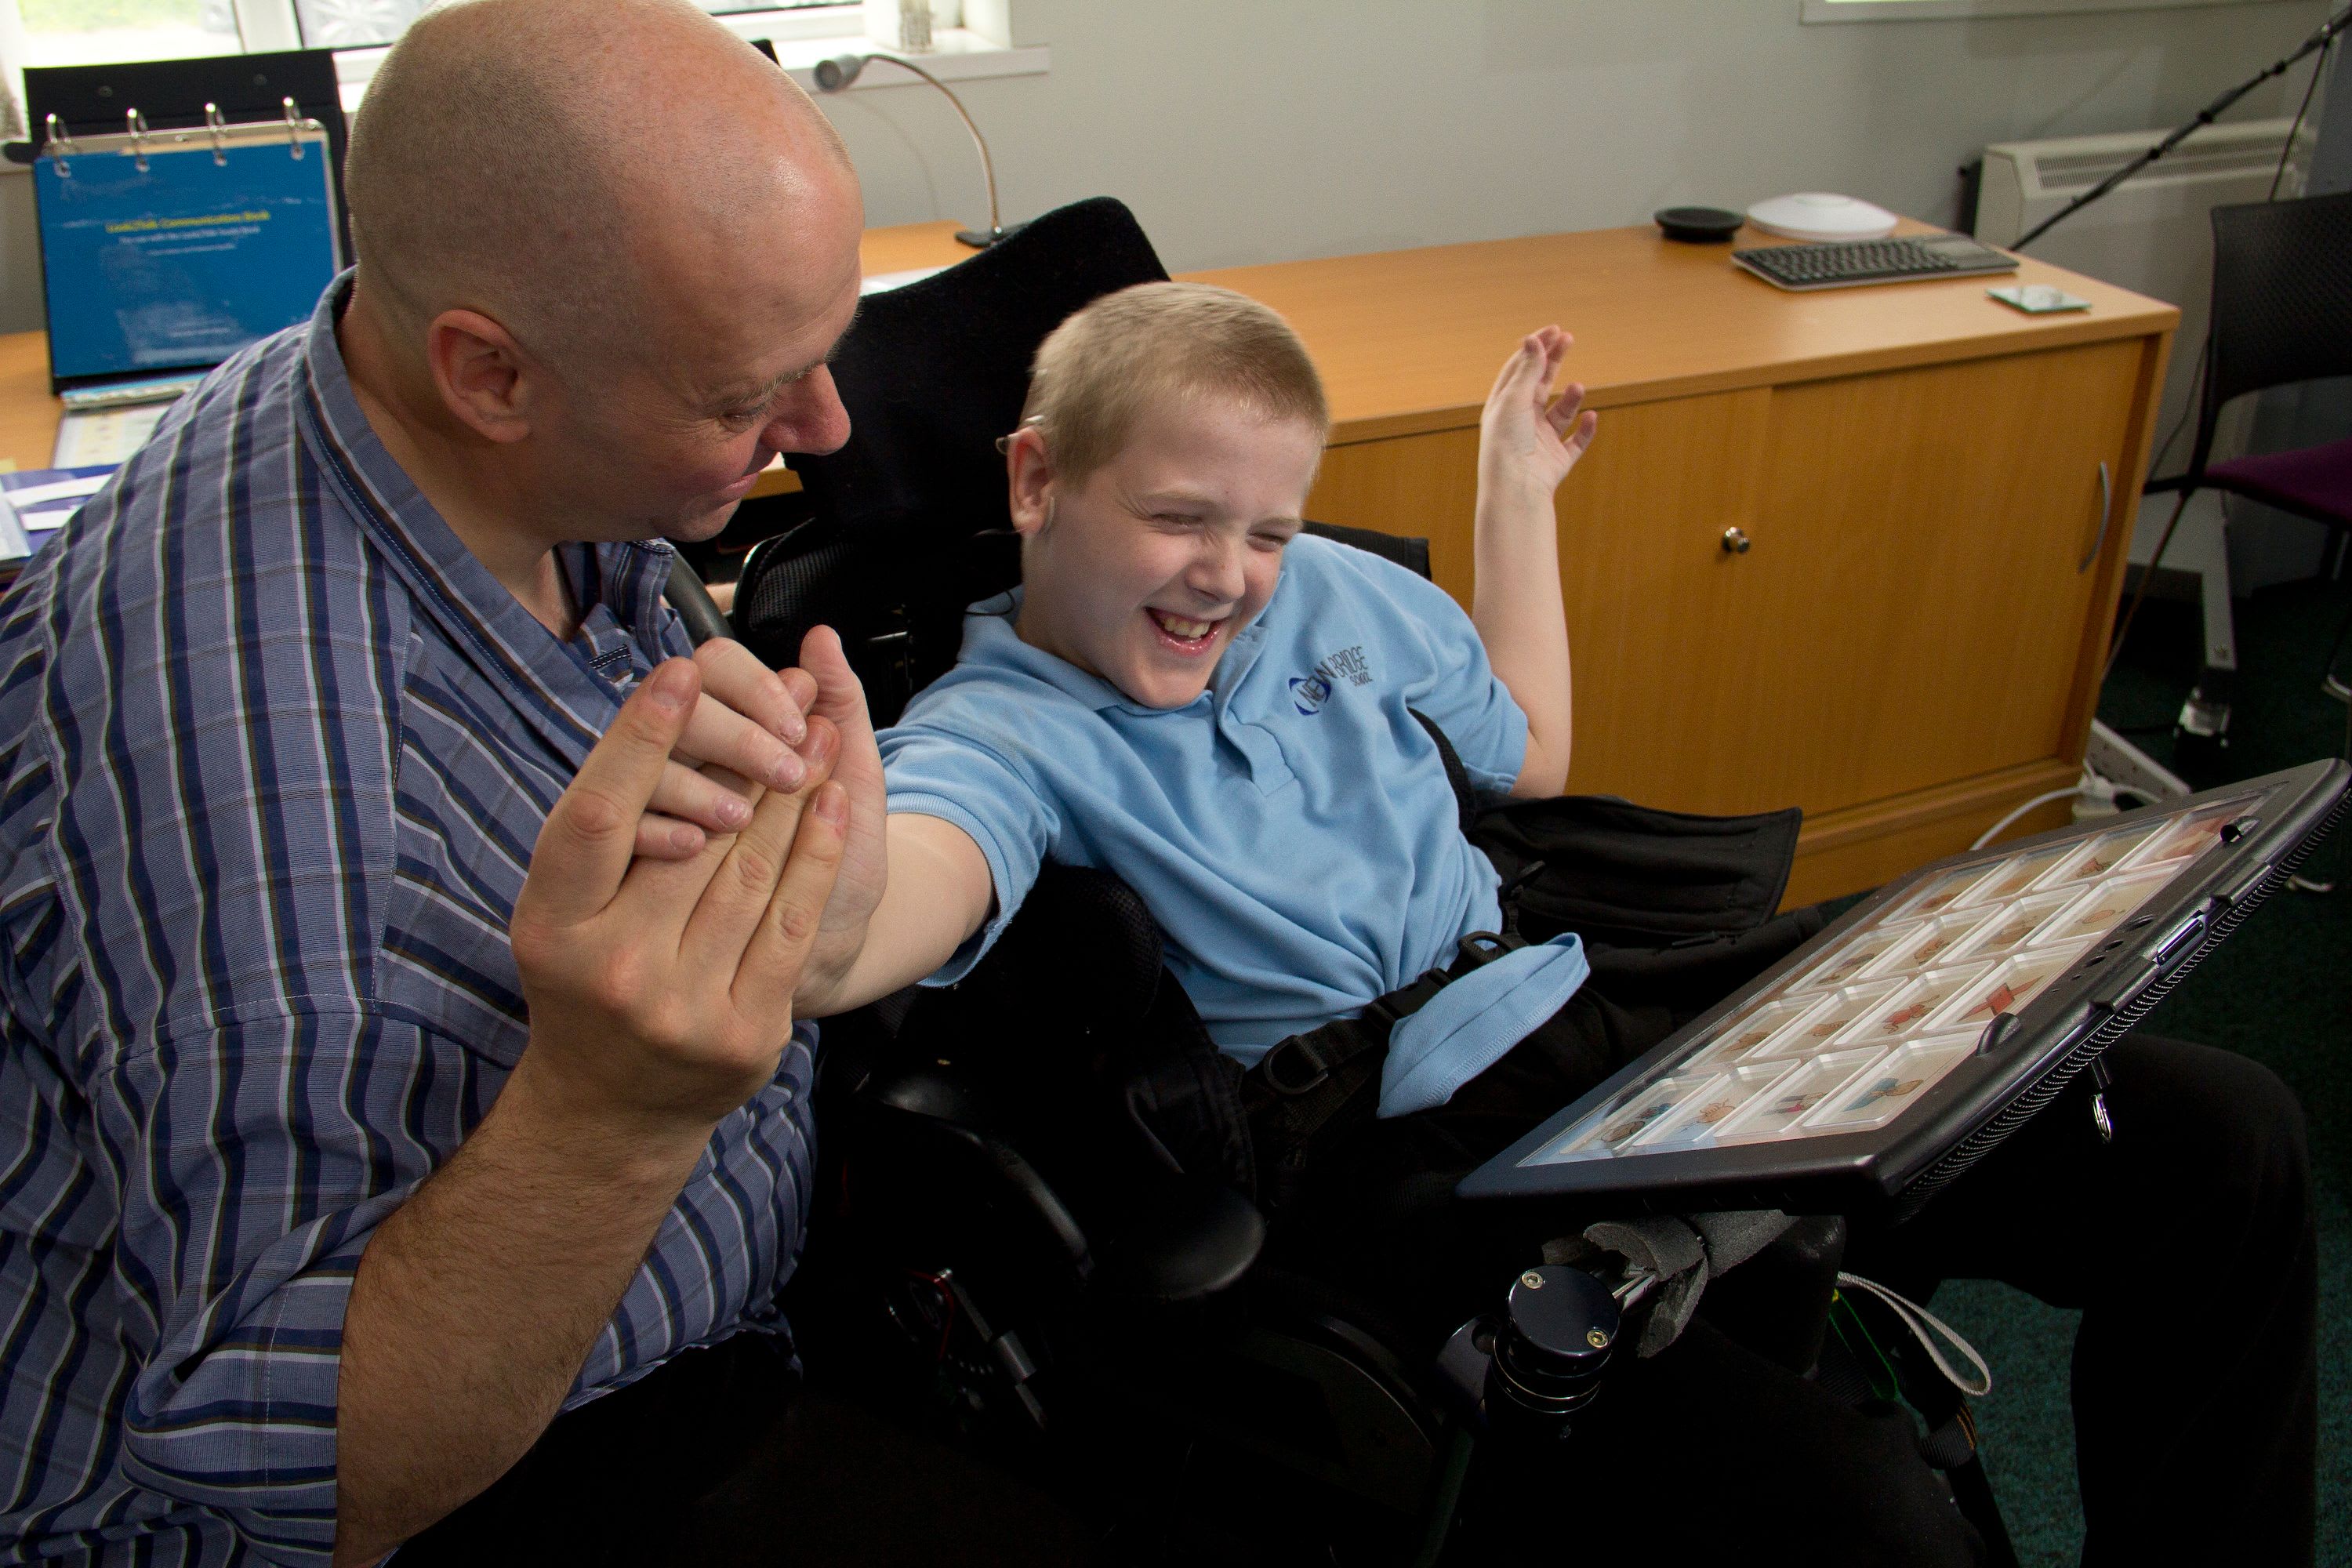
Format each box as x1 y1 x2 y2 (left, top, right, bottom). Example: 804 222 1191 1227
1730 234 2019 292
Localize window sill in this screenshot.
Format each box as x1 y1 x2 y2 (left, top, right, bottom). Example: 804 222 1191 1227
330 23 1045 113
0 13 1046 174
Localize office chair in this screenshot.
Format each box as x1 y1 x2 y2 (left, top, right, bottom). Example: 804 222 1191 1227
713 198 2011 1561
2142 191 2352 766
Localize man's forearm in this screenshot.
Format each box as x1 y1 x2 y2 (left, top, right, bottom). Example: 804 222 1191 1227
332 1054 712 1565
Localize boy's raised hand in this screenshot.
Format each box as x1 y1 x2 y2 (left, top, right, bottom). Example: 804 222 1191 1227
788 625 891 1010
1478 325 1599 503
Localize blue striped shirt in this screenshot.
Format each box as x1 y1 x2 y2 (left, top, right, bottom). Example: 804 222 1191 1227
0 280 818 1566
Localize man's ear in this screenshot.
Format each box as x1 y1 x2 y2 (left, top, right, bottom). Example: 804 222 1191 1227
423 308 540 445
1005 424 1055 539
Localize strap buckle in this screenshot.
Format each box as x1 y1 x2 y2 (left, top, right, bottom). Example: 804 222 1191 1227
1367 967 1451 1026
1455 929 1522 970
1257 1034 1334 1097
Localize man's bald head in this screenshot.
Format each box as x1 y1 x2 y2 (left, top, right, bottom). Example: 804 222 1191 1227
345 0 855 372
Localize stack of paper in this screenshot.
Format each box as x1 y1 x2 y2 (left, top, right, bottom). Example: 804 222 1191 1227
0 467 114 563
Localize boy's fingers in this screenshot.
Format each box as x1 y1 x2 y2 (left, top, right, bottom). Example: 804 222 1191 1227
1566 409 1599 460
676 691 805 793
780 666 818 724
799 626 873 739
695 637 808 745
633 812 710 862
649 757 757 837
521 659 700 926
1547 381 1589 435
732 781 850 1019
679 718 842 969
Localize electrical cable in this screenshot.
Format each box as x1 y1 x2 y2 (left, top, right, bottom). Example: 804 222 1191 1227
2270 34 2333 201
2096 38 2328 689
1972 785 2092 851
2016 4 2352 250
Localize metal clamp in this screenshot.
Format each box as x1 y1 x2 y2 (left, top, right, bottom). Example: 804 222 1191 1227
2078 459 2112 573
43 113 74 177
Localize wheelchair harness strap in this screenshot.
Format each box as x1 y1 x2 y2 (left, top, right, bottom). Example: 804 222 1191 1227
1238 924 1529 1197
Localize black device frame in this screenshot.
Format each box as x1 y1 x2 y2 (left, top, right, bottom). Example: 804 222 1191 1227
1458 759 2347 1221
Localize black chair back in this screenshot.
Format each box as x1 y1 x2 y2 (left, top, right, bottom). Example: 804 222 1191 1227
2190 191 2352 477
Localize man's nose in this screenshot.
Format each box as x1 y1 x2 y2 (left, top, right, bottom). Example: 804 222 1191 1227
764 364 851 457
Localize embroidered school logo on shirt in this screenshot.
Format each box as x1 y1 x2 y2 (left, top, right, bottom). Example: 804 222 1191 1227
1290 644 1373 714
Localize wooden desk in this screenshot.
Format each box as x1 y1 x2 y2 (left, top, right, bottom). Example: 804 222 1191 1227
1190 224 2176 905
1 219 2173 905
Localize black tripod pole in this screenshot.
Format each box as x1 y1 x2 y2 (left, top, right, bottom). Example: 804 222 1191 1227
2015 4 2352 250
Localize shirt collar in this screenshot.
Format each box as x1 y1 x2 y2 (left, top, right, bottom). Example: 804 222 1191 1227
294 273 681 759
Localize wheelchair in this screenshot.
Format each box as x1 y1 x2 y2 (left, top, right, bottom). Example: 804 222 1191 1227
668 197 2018 1563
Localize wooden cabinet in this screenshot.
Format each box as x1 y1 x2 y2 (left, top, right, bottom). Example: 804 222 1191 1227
1237 225 2176 906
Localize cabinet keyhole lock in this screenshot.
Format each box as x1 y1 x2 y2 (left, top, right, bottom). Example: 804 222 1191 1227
1721 527 1751 554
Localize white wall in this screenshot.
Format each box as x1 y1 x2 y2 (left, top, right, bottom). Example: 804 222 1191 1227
0 0 2331 335
822 0 2333 272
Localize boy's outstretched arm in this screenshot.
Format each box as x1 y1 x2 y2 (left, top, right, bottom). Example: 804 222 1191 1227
798 810 993 1016
787 628 996 1017
1472 326 1596 799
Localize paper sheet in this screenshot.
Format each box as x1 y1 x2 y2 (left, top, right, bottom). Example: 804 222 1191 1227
54 402 174 469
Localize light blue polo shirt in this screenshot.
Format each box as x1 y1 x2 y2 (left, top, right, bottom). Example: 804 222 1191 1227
879 533 1589 1116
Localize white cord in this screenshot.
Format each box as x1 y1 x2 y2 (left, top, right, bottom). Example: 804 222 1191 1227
1970 782 2089 851
1835 1272 1993 1398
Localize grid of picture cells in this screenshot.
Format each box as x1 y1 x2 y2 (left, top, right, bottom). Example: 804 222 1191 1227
1526 809 2224 1166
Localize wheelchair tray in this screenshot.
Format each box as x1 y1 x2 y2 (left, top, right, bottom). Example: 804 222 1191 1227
1458 758 2347 1221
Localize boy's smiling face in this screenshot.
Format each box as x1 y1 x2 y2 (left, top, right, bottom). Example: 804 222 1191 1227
1009 395 1324 710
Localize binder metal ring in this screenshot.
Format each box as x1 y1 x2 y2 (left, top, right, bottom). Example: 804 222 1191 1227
44 112 74 178
281 96 304 159
205 102 229 166
124 108 151 174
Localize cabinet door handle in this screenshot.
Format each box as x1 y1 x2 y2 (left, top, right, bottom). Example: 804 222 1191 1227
2078 460 2111 573
1722 526 1751 555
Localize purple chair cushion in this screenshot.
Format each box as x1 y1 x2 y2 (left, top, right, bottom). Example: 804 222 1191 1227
2205 436 2352 529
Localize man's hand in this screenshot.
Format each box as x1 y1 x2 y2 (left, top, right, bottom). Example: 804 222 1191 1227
511 653 848 1134
633 638 826 863
1477 325 1597 507
788 626 889 1014
336 656 848 1566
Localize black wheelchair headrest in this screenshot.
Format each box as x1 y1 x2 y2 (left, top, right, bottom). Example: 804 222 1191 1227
793 195 1171 533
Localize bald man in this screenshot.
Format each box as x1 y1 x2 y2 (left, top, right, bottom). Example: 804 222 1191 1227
0 3 1098 1564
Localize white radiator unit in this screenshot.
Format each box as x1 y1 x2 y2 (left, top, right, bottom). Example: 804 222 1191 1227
1975 116 2312 459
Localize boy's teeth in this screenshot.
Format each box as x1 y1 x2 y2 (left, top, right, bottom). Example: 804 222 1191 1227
1156 612 1214 639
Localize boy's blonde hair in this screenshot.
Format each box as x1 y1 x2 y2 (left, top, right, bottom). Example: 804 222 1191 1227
1018 281 1330 484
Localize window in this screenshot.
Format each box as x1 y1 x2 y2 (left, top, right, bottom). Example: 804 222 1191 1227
16 0 241 68
1802 0 2281 19
13 0 855 66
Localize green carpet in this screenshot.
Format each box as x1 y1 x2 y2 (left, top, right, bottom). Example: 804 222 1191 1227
1927 575 2350 1565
